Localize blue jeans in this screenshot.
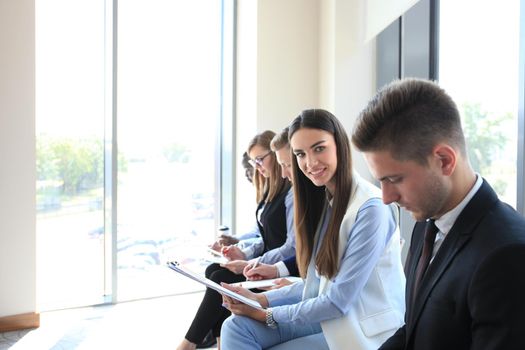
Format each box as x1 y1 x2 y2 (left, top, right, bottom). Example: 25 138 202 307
220 315 329 350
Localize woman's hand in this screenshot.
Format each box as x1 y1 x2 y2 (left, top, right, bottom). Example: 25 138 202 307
222 245 246 261
254 277 296 291
218 234 239 246
221 283 268 322
264 278 294 290
209 234 239 252
244 262 279 280
209 240 222 252
220 260 249 274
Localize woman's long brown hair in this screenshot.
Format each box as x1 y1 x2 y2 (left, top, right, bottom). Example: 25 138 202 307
289 109 353 279
247 130 289 203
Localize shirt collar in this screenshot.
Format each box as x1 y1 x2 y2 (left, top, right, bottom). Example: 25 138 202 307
325 188 334 207
435 173 483 235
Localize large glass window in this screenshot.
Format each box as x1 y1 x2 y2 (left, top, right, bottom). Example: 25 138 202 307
36 0 229 308
36 0 106 310
116 0 222 301
439 0 521 207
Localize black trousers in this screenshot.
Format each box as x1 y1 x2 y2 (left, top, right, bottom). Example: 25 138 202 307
185 263 246 343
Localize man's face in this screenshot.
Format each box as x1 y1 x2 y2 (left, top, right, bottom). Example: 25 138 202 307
364 150 449 221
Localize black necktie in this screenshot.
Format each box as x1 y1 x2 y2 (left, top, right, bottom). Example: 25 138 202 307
413 220 439 298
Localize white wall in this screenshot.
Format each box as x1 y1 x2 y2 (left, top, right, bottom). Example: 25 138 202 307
237 0 377 181
236 0 320 146
319 0 377 180
256 0 320 131
235 0 320 231
0 0 37 317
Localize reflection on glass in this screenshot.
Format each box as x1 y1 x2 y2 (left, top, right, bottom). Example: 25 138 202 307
439 0 520 207
36 0 106 310
117 0 221 301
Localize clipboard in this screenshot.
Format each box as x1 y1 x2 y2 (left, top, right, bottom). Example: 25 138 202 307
230 276 303 289
166 261 265 310
205 247 228 264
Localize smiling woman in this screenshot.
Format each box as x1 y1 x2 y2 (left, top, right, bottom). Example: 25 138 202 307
291 128 338 194
220 109 405 350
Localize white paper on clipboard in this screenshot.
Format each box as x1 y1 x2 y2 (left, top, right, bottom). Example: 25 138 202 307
230 276 303 289
205 248 228 264
166 261 265 310
204 255 228 265
207 247 223 257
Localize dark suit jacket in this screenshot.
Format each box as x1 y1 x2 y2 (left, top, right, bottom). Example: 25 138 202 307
380 179 525 350
283 255 299 277
257 185 291 252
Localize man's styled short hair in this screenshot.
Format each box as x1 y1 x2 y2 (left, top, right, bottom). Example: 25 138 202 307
352 78 467 165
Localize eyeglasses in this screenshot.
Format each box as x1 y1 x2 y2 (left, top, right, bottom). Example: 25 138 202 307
248 151 272 167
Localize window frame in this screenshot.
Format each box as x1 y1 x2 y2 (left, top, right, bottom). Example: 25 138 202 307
106 0 237 303
37 0 236 309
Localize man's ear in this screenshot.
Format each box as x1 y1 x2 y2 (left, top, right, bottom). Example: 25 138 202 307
432 144 457 176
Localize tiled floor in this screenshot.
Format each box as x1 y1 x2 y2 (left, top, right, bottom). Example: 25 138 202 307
0 292 217 350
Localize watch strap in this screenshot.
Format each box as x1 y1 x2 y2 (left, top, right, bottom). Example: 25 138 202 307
266 309 278 328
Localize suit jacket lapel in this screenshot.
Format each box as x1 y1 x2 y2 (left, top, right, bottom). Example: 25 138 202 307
405 179 500 341
405 223 425 318
407 229 470 336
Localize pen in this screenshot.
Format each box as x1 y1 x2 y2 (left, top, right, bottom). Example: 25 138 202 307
250 256 261 271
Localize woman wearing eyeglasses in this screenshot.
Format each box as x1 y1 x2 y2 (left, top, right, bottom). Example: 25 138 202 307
177 130 296 350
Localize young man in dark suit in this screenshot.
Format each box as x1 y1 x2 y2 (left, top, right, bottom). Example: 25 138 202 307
352 78 525 350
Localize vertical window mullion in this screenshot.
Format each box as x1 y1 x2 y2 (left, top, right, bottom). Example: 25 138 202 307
104 0 118 303
518 0 525 215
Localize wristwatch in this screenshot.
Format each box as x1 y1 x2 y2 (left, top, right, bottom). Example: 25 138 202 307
266 309 278 328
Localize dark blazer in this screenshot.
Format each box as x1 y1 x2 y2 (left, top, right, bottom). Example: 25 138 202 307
380 179 525 350
283 255 299 277
256 184 290 252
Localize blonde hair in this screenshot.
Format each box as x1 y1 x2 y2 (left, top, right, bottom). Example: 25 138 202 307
270 127 290 152
247 130 288 203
